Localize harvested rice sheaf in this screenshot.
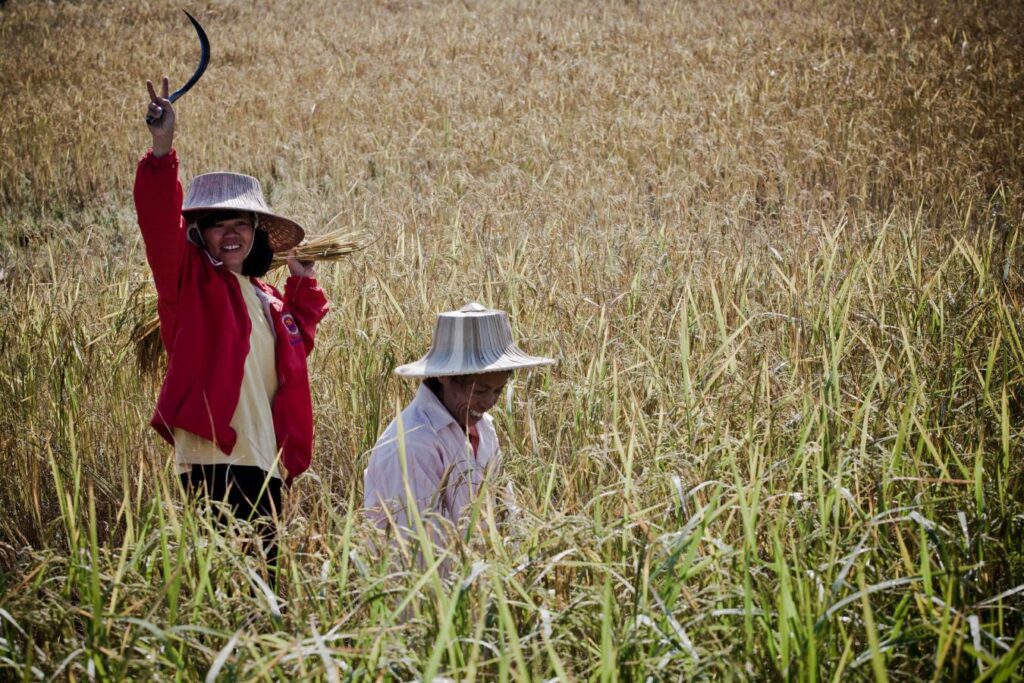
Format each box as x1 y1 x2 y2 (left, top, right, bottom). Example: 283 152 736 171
269 228 368 268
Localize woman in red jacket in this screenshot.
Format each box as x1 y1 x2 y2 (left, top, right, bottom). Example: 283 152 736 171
135 78 329 567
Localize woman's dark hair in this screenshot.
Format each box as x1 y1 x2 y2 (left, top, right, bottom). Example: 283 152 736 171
190 210 273 277
242 227 273 277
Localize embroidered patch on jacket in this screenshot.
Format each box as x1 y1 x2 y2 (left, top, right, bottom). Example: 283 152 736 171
281 313 302 344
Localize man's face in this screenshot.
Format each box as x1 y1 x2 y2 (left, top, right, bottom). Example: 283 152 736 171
202 215 254 273
438 371 513 427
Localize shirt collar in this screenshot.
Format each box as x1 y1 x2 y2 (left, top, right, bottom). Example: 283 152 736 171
412 382 464 433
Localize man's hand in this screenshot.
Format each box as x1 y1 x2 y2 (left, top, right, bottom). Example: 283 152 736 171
287 257 316 278
146 77 175 157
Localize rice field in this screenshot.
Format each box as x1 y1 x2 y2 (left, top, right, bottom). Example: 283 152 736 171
1 0 1023 679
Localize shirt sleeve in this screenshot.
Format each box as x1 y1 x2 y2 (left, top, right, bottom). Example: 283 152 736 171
363 425 448 534
283 276 329 356
133 149 186 350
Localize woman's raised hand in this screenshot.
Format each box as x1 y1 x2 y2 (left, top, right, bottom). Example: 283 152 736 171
146 77 175 157
287 257 316 278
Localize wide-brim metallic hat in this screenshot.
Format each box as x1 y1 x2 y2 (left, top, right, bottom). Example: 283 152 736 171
182 172 305 253
395 303 556 378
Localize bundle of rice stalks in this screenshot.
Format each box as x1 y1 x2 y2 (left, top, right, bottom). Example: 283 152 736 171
270 228 369 268
127 229 369 374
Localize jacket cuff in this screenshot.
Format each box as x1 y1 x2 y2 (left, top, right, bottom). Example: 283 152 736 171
140 148 179 169
286 275 320 290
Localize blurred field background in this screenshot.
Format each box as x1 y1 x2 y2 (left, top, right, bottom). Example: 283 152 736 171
1 0 1023 679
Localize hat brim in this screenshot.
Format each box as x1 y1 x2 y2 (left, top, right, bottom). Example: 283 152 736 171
183 207 305 253
394 353 556 379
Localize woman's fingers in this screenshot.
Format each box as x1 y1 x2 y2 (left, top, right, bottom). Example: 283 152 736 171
286 257 316 277
145 78 175 125
146 80 166 121
147 100 166 123
144 77 175 156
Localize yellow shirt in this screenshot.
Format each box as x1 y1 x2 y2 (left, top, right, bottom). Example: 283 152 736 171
174 272 280 478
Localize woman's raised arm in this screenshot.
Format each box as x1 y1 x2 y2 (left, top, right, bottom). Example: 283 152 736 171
134 77 186 343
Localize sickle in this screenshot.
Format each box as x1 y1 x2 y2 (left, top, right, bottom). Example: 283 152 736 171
146 10 210 124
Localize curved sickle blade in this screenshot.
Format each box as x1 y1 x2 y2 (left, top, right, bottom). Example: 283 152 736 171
145 10 210 123
168 11 210 103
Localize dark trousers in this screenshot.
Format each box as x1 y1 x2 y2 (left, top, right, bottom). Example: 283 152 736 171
180 464 283 577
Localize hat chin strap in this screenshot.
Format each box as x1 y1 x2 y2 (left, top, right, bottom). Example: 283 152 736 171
186 222 204 248
186 224 220 267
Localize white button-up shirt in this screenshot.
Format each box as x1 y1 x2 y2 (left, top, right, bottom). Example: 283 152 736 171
363 383 501 532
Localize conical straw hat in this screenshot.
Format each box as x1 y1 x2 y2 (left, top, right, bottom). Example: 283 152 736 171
182 172 304 253
394 303 556 378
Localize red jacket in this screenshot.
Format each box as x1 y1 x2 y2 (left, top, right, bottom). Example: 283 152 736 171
134 149 329 482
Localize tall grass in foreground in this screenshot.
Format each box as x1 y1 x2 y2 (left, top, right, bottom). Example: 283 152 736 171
1 0 1023 679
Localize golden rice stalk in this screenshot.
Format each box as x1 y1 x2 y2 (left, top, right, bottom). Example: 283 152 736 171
127 229 369 374
112 280 163 375
132 299 164 375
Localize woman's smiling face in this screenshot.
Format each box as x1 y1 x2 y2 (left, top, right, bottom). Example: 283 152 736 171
201 214 254 273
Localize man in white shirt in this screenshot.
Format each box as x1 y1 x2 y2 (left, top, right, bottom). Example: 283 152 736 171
363 303 555 537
